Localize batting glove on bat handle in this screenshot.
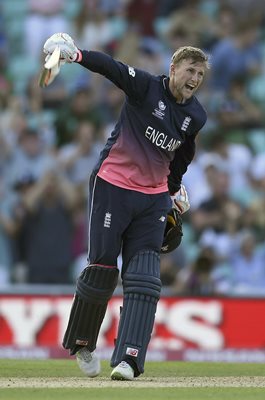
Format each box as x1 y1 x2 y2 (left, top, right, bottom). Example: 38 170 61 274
171 184 190 214
43 32 82 63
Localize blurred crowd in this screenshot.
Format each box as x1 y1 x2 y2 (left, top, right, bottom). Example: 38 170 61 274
0 0 265 296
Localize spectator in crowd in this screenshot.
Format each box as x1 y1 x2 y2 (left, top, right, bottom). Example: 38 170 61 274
70 0 127 53
13 170 79 284
182 148 216 210
126 0 158 39
190 167 244 251
209 18 263 92
216 75 263 133
135 38 165 76
156 0 185 19
26 72 67 114
224 0 265 21
0 171 18 285
58 120 99 197
98 81 125 138
229 230 265 296
0 130 13 176
55 85 102 147
0 96 27 151
162 0 217 51
213 4 237 42
245 152 265 241
160 245 187 294
70 195 89 280
24 0 69 61
8 127 56 188
201 132 253 198
160 23 198 74
179 246 218 296
23 75 60 150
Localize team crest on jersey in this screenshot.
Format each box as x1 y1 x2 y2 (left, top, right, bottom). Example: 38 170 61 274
152 100 166 120
181 116 191 131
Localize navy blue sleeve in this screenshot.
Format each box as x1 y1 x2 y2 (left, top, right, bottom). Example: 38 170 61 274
167 134 196 195
78 50 151 103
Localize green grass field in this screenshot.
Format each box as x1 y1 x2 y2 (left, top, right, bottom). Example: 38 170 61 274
0 359 264 400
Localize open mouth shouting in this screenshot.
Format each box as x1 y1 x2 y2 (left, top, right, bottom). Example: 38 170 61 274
185 83 196 93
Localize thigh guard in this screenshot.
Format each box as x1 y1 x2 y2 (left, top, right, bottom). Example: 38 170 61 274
63 264 119 355
110 250 161 375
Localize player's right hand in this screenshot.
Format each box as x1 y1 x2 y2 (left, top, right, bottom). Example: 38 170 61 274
43 33 80 63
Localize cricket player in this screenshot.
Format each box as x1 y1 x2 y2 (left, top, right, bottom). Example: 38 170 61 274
43 33 210 380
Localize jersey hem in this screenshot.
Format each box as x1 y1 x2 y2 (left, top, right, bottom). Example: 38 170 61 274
97 172 168 195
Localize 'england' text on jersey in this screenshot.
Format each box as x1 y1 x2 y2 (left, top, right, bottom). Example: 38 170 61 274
145 126 181 151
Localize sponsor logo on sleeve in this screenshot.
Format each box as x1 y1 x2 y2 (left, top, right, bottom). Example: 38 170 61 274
128 66 135 77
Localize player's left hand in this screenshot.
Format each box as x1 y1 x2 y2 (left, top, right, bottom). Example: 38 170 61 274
171 184 190 214
43 32 80 63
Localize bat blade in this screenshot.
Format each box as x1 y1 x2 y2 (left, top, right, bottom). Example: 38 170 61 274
38 46 61 88
44 46 61 69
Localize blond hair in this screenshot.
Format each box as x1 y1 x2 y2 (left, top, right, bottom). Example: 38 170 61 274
171 46 210 69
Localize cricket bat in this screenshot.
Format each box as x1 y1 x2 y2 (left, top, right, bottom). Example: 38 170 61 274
38 46 61 88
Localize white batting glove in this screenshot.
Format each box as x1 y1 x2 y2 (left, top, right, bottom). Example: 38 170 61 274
171 184 190 214
43 32 80 63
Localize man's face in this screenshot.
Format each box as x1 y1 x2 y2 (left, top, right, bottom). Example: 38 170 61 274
169 58 206 103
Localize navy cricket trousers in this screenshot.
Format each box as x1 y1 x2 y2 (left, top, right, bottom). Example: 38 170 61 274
88 175 171 273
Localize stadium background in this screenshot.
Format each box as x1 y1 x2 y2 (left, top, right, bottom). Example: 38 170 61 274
0 0 265 360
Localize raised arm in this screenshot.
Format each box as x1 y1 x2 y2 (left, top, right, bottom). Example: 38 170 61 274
43 32 151 103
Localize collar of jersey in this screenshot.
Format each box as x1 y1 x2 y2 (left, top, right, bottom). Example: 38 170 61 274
162 76 193 106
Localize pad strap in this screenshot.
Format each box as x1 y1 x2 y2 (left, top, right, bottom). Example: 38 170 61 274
110 251 161 375
63 264 118 355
